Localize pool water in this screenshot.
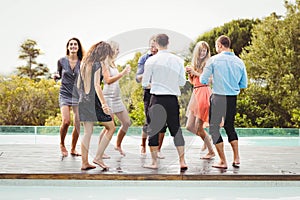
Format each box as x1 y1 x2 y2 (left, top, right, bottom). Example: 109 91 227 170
1 180 300 200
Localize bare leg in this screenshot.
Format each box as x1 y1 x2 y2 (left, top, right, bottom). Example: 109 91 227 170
60 106 71 156
230 140 240 167
176 146 188 171
143 146 158 169
114 129 126 156
81 122 96 170
186 114 207 152
212 142 228 169
141 131 147 155
185 113 197 134
114 110 131 156
99 128 110 159
197 120 215 159
70 106 81 156
93 121 115 169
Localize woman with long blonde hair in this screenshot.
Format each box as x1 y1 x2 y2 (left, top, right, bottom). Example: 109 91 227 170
185 41 215 159
77 41 116 170
99 41 131 157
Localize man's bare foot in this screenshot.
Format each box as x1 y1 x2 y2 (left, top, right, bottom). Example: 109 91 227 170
179 159 188 170
93 159 109 170
232 158 240 168
143 163 158 169
81 164 96 170
60 145 68 157
200 152 215 160
180 162 188 172
102 153 111 159
70 150 81 156
115 146 126 156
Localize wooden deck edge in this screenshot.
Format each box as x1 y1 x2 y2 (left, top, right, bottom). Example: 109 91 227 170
1 173 300 181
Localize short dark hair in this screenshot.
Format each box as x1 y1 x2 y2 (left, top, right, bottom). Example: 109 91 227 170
217 35 231 48
155 34 169 47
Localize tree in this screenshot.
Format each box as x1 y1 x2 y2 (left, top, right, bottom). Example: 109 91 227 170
191 18 260 57
239 1 300 128
16 39 50 81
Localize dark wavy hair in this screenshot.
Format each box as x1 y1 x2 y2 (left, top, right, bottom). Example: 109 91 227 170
66 37 84 60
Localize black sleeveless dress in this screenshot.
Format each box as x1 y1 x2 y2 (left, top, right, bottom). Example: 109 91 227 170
78 62 112 122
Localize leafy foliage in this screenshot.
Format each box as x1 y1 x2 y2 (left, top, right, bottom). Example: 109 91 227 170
239 1 300 128
0 76 59 125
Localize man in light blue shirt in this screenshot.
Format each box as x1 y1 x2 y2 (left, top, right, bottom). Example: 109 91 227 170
200 35 247 170
142 33 188 171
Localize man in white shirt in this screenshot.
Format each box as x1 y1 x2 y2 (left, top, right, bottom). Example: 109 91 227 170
142 33 188 171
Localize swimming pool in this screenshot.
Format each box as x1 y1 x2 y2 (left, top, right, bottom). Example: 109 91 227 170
0 180 300 200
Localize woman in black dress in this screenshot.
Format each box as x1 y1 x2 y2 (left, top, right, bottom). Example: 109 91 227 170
78 41 116 170
54 38 84 157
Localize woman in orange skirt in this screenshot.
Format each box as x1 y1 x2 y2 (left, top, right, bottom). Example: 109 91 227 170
185 41 215 159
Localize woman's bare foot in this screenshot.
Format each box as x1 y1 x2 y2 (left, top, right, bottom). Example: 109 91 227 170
60 145 68 157
201 143 207 151
143 163 158 169
93 159 109 170
200 152 215 160
81 163 96 170
102 153 111 159
212 161 227 169
115 146 126 156
141 145 146 155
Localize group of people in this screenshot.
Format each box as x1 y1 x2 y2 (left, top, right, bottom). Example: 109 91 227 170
54 33 247 171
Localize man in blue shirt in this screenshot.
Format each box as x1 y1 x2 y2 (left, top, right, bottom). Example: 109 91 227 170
136 36 166 159
142 34 188 171
200 35 247 169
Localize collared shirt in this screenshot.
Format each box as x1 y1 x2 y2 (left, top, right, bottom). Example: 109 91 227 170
135 52 153 83
200 51 248 95
142 50 186 96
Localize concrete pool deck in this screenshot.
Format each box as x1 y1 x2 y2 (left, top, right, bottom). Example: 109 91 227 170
0 135 299 180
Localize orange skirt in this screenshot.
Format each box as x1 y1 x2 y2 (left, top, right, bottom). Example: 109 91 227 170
186 86 211 124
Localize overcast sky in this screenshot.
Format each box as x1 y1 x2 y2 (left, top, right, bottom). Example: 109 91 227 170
0 0 290 75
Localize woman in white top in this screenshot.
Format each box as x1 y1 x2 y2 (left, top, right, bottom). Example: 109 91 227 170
101 41 131 156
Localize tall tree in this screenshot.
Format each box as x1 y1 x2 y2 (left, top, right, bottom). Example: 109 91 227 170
16 39 50 80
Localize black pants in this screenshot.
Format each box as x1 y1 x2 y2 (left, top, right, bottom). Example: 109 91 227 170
209 94 238 144
142 89 167 134
147 95 184 147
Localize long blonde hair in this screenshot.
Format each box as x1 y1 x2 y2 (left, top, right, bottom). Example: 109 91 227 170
107 40 119 68
79 41 114 93
191 41 211 73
